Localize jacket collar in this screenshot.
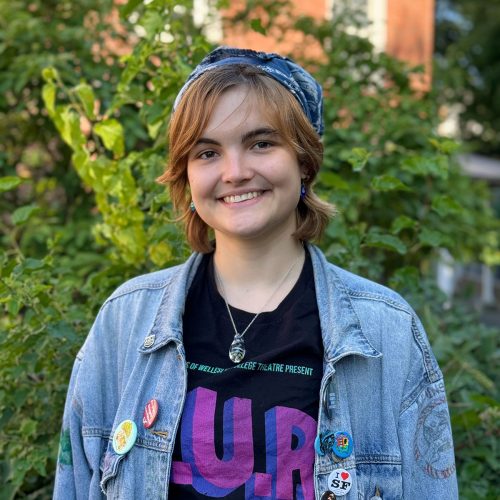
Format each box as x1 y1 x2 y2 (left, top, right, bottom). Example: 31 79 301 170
138 252 203 353
140 245 381 363
308 244 381 364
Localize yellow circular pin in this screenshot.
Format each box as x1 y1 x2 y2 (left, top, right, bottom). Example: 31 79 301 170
113 419 137 455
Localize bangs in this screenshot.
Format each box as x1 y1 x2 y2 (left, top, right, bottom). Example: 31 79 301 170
171 66 309 160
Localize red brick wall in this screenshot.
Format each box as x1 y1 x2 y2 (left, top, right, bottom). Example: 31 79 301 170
386 0 435 88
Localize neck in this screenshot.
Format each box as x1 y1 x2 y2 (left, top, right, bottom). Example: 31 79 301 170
213 235 306 313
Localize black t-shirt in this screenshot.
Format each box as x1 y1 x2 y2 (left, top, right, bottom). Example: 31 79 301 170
169 251 323 499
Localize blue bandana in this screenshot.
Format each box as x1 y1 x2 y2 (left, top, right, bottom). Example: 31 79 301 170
173 46 324 136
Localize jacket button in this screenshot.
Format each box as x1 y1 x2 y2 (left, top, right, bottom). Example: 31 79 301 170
143 335 155 348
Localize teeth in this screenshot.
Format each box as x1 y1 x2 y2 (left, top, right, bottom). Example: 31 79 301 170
223 191 261 204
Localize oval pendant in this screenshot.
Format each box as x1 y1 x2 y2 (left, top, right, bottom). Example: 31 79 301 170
229 336 245 364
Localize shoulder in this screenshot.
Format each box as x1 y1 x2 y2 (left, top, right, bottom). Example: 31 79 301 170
76 253 203 359
80 253 203 346
102 253 203 306
309 245 441 384
328 263 414 315
105 264 184 302
309 244 413 314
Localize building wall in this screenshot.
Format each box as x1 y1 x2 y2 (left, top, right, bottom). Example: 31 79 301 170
386 0 435 88
220 0 434 86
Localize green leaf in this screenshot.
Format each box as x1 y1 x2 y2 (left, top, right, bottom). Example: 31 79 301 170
469 394 498 407
364 231 407 254
429 138 459 155
41 66 59 82
347 147 371 172
0 176 22 192
431 195 464 216
12 205 39 225
42 82 56 115
401 154 449 179
147 120 163 140
391 215 417 234
94 119 125 157
12 258 45 276
418 227 450 247
140 9 165 37
388 266 420 290
55 106 85 149
320 172 350 190
111 225 146 263
371 174 409 192
20 419 37 435
451 409 481 428
71 149 91 182
149 241 173 266
250 18 266 35
75 83 96 120
7 299 21 316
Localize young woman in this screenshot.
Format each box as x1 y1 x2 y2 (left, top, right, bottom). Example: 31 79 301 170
54 47 458 499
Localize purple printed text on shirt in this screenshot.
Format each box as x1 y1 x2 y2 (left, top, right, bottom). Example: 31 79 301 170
171 387 316 499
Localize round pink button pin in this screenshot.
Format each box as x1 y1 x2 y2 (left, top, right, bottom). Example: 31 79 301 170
142 399 159 429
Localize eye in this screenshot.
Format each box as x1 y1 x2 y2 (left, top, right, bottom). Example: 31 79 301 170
198 150 218 160
253 141 273 150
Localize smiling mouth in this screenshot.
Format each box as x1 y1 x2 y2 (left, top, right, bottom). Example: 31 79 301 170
222 191 263 204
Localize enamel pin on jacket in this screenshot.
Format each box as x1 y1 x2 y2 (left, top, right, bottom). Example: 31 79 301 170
54 245 458 499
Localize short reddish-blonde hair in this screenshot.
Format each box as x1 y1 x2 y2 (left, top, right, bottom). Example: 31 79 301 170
157 64 335 253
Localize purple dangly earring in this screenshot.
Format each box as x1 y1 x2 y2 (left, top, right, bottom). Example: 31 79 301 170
300 182 307 200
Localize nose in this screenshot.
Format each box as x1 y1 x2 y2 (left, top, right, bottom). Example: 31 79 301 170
220 150 253 183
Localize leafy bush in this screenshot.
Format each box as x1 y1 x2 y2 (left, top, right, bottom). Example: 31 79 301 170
0 1 498 497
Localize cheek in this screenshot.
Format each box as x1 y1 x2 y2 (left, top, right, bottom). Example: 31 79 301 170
266 155 301 182
187 166 217 199
186 163 195 187
187 164 203 189
279 165 302 191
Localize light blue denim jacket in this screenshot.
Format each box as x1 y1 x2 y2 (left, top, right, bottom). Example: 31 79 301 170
54 245 458 499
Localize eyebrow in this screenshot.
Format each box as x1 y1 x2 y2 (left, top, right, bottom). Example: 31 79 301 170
194 127 279 147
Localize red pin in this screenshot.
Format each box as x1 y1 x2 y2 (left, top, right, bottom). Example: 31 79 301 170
143 399 159 429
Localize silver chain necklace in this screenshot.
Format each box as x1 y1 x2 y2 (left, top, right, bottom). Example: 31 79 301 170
214 253 302 364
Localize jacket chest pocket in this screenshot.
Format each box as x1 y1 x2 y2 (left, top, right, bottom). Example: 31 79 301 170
316 463 402 500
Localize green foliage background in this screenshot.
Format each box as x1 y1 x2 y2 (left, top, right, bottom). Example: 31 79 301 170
435 0 500 156
0 0 498 497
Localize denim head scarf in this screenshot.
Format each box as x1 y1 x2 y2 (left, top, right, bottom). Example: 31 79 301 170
173 46 324 136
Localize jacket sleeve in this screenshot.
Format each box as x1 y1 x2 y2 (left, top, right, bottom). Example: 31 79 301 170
53 322 109 499
398 317 458 499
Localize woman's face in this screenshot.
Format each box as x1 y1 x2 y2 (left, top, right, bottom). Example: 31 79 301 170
187 87 303 246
